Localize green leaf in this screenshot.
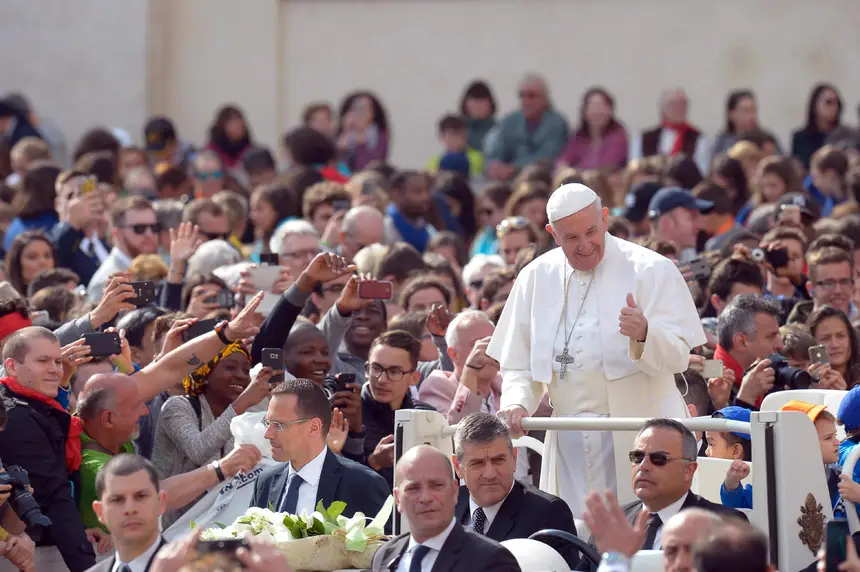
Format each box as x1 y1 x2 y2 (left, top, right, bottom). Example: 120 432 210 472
311 518 327 536
327 501 347 521
212 522 227 529
237 516 253 524
323 521 339 535
315 499 326 516
268 500 275 511
190 520 197 530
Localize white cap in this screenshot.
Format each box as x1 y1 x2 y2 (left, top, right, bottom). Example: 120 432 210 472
546 183 598 223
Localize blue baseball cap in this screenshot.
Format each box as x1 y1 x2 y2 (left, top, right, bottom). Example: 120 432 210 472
712 406 751 440
647 186 715 220
838 385 860 433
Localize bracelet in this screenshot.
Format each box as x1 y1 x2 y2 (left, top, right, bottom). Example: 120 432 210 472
211 461 225 482
215 321 232 345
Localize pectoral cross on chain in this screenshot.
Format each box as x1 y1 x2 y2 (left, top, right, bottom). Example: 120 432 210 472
555 346 575 377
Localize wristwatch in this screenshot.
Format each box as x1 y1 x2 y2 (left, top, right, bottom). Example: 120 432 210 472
600 552 631 570
214 320 232 345
211 460 226 482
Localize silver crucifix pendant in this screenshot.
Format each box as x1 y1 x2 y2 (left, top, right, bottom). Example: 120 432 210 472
555 346 575 377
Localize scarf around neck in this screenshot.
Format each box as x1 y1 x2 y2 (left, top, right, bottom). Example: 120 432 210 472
0 377 82 472
662 120 692 155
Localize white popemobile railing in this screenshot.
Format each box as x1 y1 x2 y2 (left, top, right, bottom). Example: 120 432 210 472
394 409 835 572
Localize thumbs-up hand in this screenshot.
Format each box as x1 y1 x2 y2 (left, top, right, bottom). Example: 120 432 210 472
619 293 648 342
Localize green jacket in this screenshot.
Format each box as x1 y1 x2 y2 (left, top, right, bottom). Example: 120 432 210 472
78 432 135 531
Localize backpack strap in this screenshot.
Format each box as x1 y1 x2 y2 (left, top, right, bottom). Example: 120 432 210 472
186 395 203 431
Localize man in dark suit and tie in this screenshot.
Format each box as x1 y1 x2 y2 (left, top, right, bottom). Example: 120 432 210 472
87 454 168 572
451 413 579 568
583 417 745 564
371 445 521 572
252 378 389 520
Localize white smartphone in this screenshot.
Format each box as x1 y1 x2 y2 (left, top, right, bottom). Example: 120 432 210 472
702 359 724 379
248 265 281 292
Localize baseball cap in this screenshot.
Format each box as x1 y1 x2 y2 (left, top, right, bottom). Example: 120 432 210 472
144 116 177 152
647 186 715 220
438 152 470 178
712 406 751 440
622 182 662 223
838 385 860 433
775 192 820 223
781 400 829 423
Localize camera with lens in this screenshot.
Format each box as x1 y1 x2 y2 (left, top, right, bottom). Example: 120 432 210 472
766 354 813 391
0 464 52 532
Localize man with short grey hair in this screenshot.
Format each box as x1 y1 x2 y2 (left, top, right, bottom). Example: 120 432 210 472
270 219 321 278
186 239 243 278
462 254 505 309
419 310 498 422
451 413 578 568
714 294 784 408
339 206 385 262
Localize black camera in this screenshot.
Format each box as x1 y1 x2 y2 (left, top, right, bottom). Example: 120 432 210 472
0 464 52 531
767 354 813 391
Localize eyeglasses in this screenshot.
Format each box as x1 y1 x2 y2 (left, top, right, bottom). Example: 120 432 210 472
261 417 309 432
196 170 223 181
282 249 319 260
123 223 161 235
496 216 530 236
628 450 694 467
366 363 414 381
202 231 230 241
815 278 854 290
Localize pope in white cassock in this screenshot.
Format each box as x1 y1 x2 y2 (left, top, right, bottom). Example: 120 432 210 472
487 183 706 518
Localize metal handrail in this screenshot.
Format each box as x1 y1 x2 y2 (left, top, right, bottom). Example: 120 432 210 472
439 416 750 437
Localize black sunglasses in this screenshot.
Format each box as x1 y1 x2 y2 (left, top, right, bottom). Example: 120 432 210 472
628 450 693 467
124 223 161 235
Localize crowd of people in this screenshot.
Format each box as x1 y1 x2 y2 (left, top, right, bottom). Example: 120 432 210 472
0 73 857 571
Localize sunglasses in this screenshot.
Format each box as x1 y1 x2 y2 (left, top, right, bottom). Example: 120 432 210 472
202 231 229 241
496 216 530 236
196 170 224 181
628 450 694 467
123 223 161 235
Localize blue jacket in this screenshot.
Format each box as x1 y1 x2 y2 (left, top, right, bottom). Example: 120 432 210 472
804 175 845 218
3 213 59 252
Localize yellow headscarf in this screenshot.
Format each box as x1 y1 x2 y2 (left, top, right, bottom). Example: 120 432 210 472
182 341 251 397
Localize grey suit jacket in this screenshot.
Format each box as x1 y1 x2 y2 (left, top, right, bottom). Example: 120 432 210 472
370 522 521 572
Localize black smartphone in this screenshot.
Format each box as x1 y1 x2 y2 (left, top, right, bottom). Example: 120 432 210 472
259 253 280 266
262 348 285 385
128 281 157 307
182 318 220 342
197 537 248 565
826 519 850 572
204 290 234 308
335 373 356 393
332 199 351 212
82 332 122 357
765 247 789 269
688 257 711 280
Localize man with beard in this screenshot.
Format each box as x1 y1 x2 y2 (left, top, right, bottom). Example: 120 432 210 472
383 170 436 253
490 183 706 518
88 196 160 301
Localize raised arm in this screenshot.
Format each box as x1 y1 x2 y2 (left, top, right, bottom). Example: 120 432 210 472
134 292 265 402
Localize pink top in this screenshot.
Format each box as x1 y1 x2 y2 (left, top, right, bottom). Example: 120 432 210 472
556 124 629 170
418 370 503 424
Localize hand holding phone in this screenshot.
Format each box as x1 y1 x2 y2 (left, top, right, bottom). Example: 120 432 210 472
82 332 122 358
702 359 724 379
262 348 285 385
334 373 356 394
809 345 830 366
357 280 393 300
182 318 220 342
128 281 157 307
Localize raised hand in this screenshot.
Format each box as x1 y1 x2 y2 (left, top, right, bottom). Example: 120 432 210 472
89 276 137 328
724 460 750 491
619 294 647 342
104 327 134 374
186 284 222 319
158 318 198 359
335 274 371 315
426 303 453 337
62 339 92 386
368 434 395 471
707 369 734 411
169 222 203 265
220 444 263 479
326 407 350 455
226 292 265 341
583 492 648 558
737 359 775 404
300 253 355 288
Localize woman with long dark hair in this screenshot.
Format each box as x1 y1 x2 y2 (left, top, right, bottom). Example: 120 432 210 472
808 305 860 389
459 80 498 153
712 90 782 159
791 83 843 169
557 87 628 170
337 91 389 171
4 162 60 251
5 230 55 296
205 105 254 171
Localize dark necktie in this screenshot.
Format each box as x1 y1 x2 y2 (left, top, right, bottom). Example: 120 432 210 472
279 472 304 514
472 507 487 535
117 564 131 572
642 513 663 550
409 544 432 572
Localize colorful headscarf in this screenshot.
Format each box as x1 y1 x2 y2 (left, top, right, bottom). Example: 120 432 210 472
182 341 250 397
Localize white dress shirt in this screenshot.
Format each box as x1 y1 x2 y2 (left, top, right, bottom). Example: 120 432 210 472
396 518 456 572
651 491 688 549
629 128 710 175
466 482 514 533
280 446 328 515
111 535 162 572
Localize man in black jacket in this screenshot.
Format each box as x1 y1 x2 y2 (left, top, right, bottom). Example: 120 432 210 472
452 413 579 568
371 445 520 572
362 330 435 487
0 326 96 571
51 170 107 287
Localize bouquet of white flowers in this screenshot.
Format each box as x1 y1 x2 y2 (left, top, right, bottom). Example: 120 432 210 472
200 496 394 571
